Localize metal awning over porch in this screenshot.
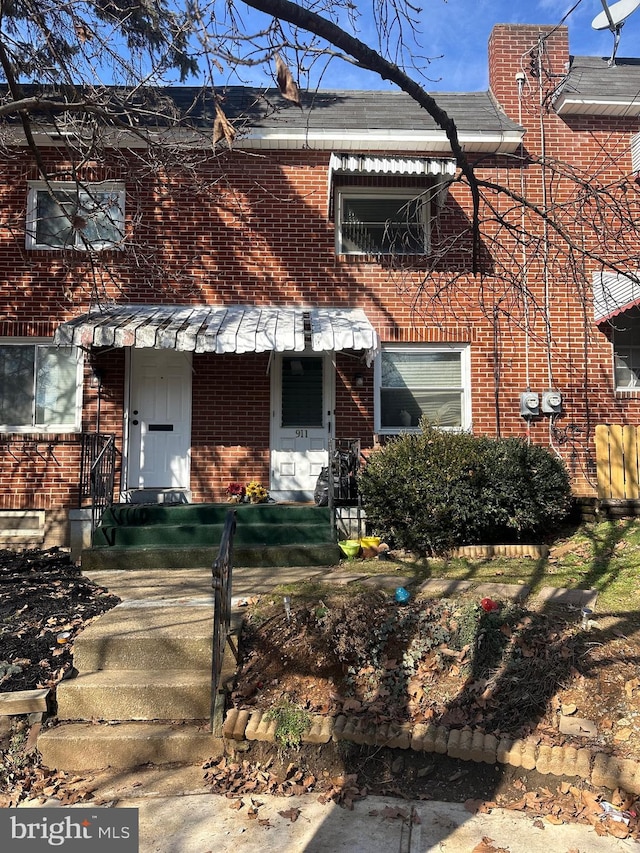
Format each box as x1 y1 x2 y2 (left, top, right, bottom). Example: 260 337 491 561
593 271 640 323
53 304 379 361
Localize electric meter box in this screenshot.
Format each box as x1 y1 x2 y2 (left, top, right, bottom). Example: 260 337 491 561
542 390 563 414
520 392 540 417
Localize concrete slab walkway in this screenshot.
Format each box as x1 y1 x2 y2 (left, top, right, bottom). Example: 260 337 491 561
21 773 637 853
120 790 638 853
86 565 558 607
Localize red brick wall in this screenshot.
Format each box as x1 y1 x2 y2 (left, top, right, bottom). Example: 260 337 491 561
0 23 639 528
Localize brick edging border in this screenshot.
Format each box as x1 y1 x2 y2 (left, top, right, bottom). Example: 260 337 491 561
222 708 640 794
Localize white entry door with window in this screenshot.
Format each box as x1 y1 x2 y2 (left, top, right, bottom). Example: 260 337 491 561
271 353 333 501
127 349 192 490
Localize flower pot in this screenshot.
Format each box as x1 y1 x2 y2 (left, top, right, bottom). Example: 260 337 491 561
339 540 361 559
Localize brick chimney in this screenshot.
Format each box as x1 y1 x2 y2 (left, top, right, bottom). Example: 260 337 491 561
488 24 570 121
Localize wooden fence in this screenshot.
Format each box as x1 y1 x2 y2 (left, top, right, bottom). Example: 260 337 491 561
595 424 640 500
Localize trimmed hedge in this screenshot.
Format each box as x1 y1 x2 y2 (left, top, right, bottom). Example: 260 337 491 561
359 420 572 556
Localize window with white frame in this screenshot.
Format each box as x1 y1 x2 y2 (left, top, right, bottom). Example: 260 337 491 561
26 182 125 250
375 344 470 433
336 189 430 255
610 309 640 390
0 341 83 432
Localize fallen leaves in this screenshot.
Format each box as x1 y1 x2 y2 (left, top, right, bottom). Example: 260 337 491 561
1 753 96 809
464 799 495 814
204 755 318 799
317 774 367 811
501 782 640 840
625 677 640 698
278 807 300 822
471 837 509 853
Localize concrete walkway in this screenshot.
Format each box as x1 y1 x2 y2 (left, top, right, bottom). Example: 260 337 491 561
21 765 638 853
120 791 639 853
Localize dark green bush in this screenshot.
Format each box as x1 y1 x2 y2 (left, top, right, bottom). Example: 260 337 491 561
359 420 571 555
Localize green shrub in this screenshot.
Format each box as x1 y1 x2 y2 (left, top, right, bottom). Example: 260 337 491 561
359 420 571 555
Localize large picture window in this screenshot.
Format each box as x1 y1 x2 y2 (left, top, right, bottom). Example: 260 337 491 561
26 182 125 250
611 309 640 390
0 341 83 432
336 189 429 255
375 345 470 433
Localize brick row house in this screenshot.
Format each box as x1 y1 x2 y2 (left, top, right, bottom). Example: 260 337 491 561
1 22 639 549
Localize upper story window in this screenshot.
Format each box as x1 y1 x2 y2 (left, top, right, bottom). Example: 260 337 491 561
611 309 640 390
375 344 470 434
336 189 429 255
0 340 83 432
26 182 125 250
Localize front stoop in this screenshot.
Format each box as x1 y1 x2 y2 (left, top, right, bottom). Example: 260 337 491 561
37 595 230 772
84 503 340 570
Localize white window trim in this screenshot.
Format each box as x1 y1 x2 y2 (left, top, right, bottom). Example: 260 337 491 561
374 343 471 434
0 338 84 433
608 312 640 392
26 181 125 251
335 187 431 256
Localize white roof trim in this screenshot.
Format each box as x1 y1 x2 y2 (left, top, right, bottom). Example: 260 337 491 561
237 129 523 154
9 127 524 154
555 95 640 117
54 304 379 361
593 271 640 323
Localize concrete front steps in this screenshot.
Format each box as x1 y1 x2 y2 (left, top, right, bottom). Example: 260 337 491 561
83 502 340 571
38 592 227 772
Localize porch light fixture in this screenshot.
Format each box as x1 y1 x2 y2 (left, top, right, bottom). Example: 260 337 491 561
90 366 103 388
353 372 364 388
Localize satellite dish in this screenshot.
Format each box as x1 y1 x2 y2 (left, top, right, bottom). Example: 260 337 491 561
592 0 640 30
591 0 640 65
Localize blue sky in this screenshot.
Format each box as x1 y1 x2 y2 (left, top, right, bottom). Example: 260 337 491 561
261 0 640 91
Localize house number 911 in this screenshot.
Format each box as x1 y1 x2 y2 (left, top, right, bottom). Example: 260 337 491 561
295 429 308 437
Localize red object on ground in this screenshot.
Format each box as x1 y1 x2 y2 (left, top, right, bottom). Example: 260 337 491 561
480 597 499 612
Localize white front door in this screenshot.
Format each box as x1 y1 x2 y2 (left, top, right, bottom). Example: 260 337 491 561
271 353 334 501
127 349 192 489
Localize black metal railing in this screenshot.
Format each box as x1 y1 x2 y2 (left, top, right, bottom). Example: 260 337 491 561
329 437 363 538
79 432 116 531
329 438 361 505
211 509 237 732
